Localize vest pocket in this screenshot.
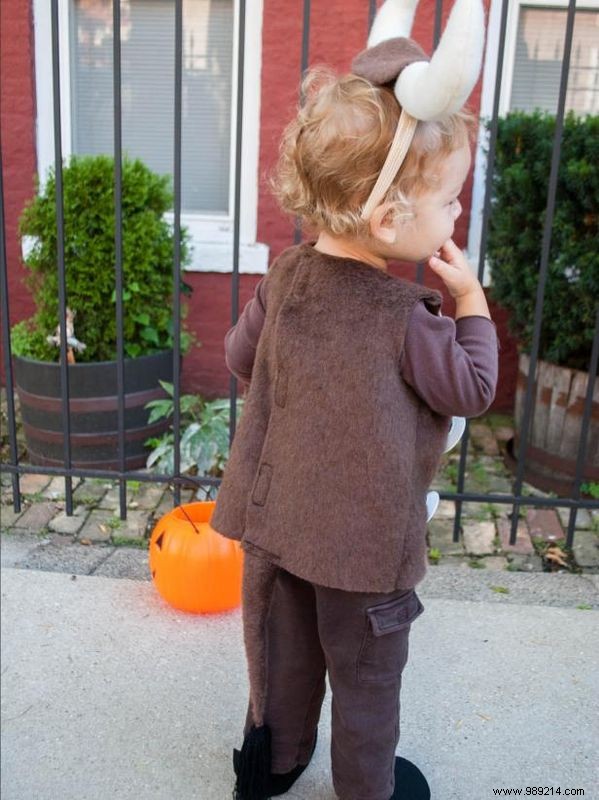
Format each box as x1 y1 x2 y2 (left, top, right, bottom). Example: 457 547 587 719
251 463 273 506
275 365 288 407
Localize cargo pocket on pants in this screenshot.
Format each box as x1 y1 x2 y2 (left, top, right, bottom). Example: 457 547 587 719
356 589 424 684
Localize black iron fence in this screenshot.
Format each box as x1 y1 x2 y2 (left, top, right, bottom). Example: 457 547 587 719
1 0 598 549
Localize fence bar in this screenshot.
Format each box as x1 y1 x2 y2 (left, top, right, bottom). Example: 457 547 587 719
452 0 511 543
1 457 597 510
0 457 595 505
415 0 443 285
50 0 74 515
439 492 597 511
368 0 377 33
0 145 22 512
565 307 599 546
226 0 248 452
170 0 184 507
1 0 595 552
432 0 443 49
0 462 218 486
508 0 577 544
113 0 127 519
293 0 312 246
299 0 312 104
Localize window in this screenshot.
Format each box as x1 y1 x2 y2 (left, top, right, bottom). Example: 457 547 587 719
33 0 268 271
467 0 599 285
70 0 234 214
510 5 598 115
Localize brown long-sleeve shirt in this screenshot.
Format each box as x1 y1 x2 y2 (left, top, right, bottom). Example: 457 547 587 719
224 273 500 418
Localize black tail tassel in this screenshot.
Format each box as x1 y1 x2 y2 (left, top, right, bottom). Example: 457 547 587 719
233 723 272 800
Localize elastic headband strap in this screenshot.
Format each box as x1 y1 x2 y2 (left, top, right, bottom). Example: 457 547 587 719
360 109 418 222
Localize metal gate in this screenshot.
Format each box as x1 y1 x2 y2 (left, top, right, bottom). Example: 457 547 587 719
1 0 597 550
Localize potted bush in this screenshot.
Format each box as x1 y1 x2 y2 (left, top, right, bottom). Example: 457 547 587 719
486 110 598 495
10 154 197 470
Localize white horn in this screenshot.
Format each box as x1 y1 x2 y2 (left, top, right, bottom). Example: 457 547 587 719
367 0 419 48
394 0 485 121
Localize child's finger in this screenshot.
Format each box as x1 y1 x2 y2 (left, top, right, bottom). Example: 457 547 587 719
438 239 461 264
428 255 451 275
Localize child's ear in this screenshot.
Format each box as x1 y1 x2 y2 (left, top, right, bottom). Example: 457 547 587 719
369 202 397 245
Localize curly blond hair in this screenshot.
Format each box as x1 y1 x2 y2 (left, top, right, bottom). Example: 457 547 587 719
268 64 479 239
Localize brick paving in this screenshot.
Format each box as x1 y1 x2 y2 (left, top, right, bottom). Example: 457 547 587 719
1 402 598 579
497 518 534 555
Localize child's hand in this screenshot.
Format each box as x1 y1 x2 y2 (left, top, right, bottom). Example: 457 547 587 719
427 238 480 300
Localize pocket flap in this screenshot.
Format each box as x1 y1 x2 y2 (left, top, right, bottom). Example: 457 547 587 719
275 365 288 407
366 590 424 637
251 462 273 507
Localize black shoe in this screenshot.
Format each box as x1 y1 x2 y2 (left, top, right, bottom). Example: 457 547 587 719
388 755 431 800
233 727 318 797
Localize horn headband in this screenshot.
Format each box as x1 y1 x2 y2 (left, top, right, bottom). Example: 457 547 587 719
351 0 486 222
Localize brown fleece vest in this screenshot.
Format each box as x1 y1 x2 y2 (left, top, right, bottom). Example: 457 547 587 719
210 242 451 593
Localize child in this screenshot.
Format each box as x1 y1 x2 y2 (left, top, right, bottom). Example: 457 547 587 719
210 1 498 798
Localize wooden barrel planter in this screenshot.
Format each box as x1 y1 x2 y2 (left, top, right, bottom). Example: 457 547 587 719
13 350 177 470
504 352 599 496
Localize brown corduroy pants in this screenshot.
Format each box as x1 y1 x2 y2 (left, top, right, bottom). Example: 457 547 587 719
241 554 425 800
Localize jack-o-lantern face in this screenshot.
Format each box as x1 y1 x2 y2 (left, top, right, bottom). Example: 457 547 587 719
149 501 243 614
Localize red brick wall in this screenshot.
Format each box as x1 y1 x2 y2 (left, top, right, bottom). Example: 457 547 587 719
0 0 38 384
1 0 517 411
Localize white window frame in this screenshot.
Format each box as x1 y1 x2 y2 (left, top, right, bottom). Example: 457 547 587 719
32 0 269 273
467 0 598 287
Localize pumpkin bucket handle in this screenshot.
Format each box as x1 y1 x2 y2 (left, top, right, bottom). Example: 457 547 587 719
178 501 202 535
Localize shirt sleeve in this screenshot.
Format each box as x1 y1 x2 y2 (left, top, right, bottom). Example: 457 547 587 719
224 275 268 384
399 299 500 418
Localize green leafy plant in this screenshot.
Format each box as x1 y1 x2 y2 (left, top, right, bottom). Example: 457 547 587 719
442 460 459 486
468 558 486 569
485 111 598 370
144 380 244 479
580 481 599 500
12 154 197 362
467 460 491 492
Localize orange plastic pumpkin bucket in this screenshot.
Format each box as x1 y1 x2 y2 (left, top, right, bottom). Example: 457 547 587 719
149 501 244 614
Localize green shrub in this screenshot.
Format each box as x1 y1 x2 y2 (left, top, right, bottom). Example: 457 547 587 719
12 154 197 362
486 111 598 370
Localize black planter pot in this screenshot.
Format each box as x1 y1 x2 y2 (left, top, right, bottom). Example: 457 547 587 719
13 350 178 470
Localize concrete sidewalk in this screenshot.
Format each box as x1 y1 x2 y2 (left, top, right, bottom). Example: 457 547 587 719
1 564 598 800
